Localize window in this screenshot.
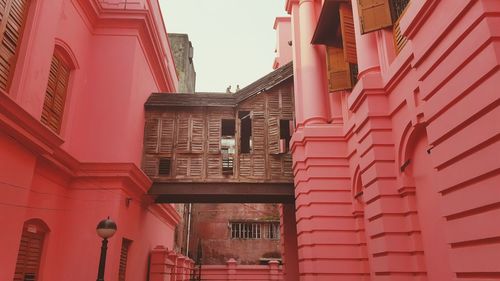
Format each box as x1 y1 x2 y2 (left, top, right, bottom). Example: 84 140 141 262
0 0 31 91
158 158 171 176
13 219 49 281
239 111 252 153
221 119 236 174
279 119 292 153
41 51 71 133
118 239 132 281
230 222 280 240
357 0 410 52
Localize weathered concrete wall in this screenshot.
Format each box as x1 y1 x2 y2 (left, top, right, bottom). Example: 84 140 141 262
168 33 196 93
189 203 281 265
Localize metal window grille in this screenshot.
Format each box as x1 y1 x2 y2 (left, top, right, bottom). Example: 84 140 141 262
230 222 279 240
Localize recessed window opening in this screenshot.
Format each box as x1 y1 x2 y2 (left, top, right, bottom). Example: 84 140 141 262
221 119 235 136
239 111 252 153
279 119 292 153
230 222 280 240
158 158 171 176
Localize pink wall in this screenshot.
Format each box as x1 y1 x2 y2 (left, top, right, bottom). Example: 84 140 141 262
199 259 283 281
286 0 500 280
0 0 180 281
273 17 293 69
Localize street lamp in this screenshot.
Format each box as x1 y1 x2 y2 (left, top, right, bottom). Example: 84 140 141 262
96 217 117 281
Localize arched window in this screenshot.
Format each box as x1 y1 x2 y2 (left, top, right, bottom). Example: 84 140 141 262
13 219 49 281
41 47 74 133
0 0 31 91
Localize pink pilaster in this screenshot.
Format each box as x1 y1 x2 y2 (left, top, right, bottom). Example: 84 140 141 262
291 125 367 281
296 0 329 124
168 251 178 281
350 0 380 77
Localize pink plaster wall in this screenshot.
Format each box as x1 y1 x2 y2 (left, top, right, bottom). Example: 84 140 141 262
286 0 500 280
273 17 293 69
0 0 180 281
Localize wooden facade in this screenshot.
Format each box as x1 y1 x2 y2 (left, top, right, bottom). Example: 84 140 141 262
142 63 294 184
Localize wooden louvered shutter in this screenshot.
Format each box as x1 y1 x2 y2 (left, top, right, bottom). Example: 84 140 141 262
118 239 132 281
268 117 280 154
0 0 30 91
159 117 175 154
190 118 204 153
142 155 158 177
357 0 392 34
392 3 410 54
327 46 353 91
41 53 70 133
13 228 45 281
339 4 357 64
207 118 221 153
176 117 190 152
144 118 160 154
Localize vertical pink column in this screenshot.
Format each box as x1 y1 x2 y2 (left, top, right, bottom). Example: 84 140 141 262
175 255 186 281
149 246 175 281
350 0 380 77
227 258 237 280
288 0 304 124
294 0 329 125
168 251 178 281
280 204 299 281
268 260 280 281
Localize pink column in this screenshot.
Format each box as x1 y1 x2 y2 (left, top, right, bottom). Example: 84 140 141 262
350 0 380 77
149 246 175 281
175 255 186 281
227 258 237 280
296 0 329 125
289 0 304 124
167 251 178 281
268 260 280 281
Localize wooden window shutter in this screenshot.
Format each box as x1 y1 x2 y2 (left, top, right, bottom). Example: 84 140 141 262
41 53 71 133
268 117 280 154
13 226 46 281
356 0 393 34
118 239 132 281
176 117 190 152
143 118 160 154
159 117 175 154
392 2 410 54
326 46 353 91
190 118 205 153
339 4 358 64
207 118 221 153
0 0 30 91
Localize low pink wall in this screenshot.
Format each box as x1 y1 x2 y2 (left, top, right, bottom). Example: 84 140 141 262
199 259 283 281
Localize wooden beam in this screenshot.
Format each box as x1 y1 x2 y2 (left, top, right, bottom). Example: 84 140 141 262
149 182 295 203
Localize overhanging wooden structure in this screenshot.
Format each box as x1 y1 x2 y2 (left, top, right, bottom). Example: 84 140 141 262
149 182 295 203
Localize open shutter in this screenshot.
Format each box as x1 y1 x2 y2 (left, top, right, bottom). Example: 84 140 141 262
141 155 158 177
0 0 30 91
143 118 160 154
252 111 265 153
357 0 392 34
41 53 70 133
339 4 357 64
190 118 204 153
327 46 353 91
118 239 132 281
159 117 175 154
207 118 221 153
268 117 280 154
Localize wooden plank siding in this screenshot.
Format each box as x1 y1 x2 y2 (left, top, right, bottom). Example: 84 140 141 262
142 79 294 184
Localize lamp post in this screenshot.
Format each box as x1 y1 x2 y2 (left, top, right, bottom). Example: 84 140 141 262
96 217 117 281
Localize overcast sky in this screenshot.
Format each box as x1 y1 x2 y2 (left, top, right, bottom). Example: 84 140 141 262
159 0 288 93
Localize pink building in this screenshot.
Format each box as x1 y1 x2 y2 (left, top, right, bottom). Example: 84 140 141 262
0 0 185 280
282 0 500 280
273 17 293 69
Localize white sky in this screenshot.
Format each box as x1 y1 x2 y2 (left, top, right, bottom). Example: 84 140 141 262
159 0 288 93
